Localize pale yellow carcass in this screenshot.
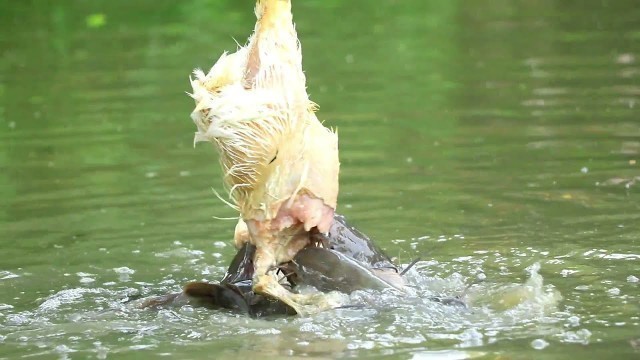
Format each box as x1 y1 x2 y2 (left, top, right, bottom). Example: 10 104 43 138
189 0 340 314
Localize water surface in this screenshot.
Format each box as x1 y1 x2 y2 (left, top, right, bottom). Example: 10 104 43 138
1 0 639 359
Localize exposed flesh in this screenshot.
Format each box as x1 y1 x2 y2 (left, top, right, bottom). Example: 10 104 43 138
189 0 340 315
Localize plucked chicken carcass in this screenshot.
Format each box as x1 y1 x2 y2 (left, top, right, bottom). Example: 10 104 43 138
189 0 340 314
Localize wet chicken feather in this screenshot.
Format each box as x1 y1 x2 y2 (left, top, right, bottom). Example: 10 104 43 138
189 0 340 314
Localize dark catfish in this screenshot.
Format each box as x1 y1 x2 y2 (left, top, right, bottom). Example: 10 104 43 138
139 214 407 317
138 214 469 316
139 242 295 317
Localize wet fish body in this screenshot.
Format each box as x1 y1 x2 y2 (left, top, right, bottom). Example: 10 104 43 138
139 215 403 317
286 247 404 294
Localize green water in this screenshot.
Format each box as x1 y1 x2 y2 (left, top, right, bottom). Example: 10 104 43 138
1 0 639 359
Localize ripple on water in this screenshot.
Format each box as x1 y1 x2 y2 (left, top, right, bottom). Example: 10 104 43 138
0 260 569 358
0 271 20 281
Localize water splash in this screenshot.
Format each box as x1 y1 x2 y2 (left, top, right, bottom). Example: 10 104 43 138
464 262 562 312
0 262 566 358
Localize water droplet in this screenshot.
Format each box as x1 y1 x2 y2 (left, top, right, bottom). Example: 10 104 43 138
567 315 580 327
607 287 621 296
345 54 354 64
113 267 135 282
531 338 549 350
616 53 635 64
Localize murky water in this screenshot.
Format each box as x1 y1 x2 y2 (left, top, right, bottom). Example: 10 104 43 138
1 0 639 358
